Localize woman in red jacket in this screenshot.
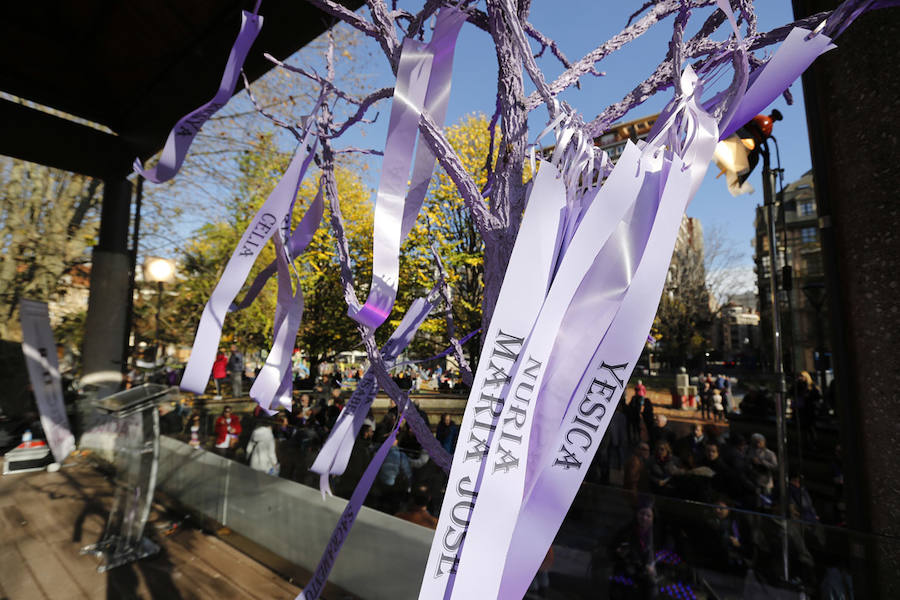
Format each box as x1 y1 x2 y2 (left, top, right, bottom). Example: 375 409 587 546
214 406 242 457
212 349 227 397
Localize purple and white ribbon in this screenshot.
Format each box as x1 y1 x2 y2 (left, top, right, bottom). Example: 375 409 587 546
249 223 306 413
297 408 407 600
500 152 701 600
419 162 566 598
230 184 325 314
134 10 263 183
449 140 669 600
19 299 76 463
719 27 834 139
311 297 435 494
180 123 319 395
493 74 719 599
350 8 466 330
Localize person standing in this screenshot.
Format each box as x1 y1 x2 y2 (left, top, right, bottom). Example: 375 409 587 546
214 406 242 458
699 380 713 420
212 349 228 398
187 413 203 449
627 387 655 445
247 421 279 476
435 413 459 453
227 344 244 398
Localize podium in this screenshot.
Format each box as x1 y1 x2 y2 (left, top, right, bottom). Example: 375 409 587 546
81 383 177 572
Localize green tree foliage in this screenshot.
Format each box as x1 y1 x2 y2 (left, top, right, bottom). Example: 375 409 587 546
652 242 712 368
398 113 499 364
173 135 375 370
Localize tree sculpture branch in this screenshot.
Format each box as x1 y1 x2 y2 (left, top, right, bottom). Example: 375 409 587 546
431 244 474 385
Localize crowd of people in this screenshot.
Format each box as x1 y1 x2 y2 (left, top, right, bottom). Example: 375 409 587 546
163 376 460 530
594 378 845 598
156 366 844 597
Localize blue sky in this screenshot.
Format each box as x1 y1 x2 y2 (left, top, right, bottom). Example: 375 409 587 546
185 1 817 291
326 1 815 287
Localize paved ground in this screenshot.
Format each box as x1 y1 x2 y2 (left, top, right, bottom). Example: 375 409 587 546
0 455 301 600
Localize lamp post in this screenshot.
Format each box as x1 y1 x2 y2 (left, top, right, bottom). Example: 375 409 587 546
142 257 176 364
715 112 790 581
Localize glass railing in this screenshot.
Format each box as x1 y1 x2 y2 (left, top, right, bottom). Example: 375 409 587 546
157 401 888 600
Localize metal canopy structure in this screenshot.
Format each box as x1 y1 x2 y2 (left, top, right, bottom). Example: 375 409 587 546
0 0 362 180
0 0 363 400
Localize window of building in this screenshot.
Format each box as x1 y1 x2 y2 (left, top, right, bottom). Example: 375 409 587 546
805 253 823 276
798 200 815 216
800 227 817 244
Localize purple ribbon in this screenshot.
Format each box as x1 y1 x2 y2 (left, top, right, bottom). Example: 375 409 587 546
419 162 567 599
449 141 669 599
311 297 435 493
351 8 466 330
180 124 319 395
719 27 834 140
134 11 263 183
249 224 306 413
297 408 407 600
230 184 325 313
19 299 76 463
500 153 705 600
493 65 719 600
394 327 481 368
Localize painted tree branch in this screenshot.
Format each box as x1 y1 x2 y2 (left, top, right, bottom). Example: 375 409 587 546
417 111 498 238
306 0 381 40
365 0 403 70
240 70 303 141
329 86 394 138
587 10 830 135
498 0 558 117
524 0 709 111
431 245 474 385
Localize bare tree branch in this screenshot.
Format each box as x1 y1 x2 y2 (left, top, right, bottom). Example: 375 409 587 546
307 0 381 40
431 244 474 385
498 0 558 117
334 146 385 155
329 86 394 138
240 70 303 141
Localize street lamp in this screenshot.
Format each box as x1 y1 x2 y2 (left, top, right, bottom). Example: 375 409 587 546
715 111 790 581
143 257 176 363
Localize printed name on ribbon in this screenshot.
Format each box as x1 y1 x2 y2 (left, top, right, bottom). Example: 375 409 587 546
419 162 566 599
135 10 263 183
180 120 319 395
495 62 723 599
230 183 325 314
19 299 76 463
449 141 670 600
249 181 327 412
500 152 707 600
350 8 466 330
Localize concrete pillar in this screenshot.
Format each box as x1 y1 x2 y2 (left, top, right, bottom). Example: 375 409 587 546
81 179 132 405
793 2 900 595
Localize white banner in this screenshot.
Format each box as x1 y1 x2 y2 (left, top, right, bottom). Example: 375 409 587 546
19 299 76 463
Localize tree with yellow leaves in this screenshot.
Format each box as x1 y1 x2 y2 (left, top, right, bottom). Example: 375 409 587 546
173 134 375 376
398 113 499 364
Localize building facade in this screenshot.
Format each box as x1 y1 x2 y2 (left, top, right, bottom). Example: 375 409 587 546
753 170 829 382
